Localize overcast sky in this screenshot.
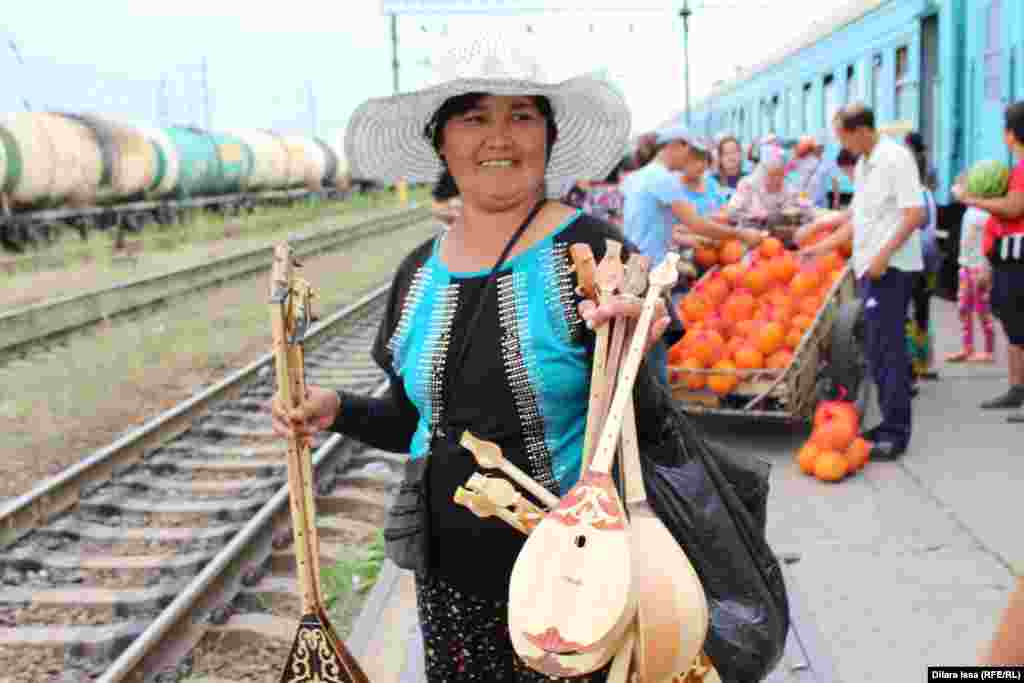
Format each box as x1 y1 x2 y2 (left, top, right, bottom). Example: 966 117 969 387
1 0 854 150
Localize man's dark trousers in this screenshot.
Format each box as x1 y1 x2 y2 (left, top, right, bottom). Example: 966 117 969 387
860 268 915 450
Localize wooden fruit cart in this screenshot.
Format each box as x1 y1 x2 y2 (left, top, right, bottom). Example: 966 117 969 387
669 263 866 423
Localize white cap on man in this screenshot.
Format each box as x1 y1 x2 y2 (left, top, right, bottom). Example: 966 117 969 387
653 124 710 154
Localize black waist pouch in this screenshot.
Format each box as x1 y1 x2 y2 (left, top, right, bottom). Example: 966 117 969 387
382 454 432 574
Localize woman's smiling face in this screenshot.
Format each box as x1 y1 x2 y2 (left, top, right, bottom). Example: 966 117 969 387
440 95 550 211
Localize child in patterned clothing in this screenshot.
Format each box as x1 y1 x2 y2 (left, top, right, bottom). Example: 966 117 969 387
947 189 996 363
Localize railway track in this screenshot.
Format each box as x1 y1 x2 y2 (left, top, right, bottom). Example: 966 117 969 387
0 204 428 364
0 284 403 682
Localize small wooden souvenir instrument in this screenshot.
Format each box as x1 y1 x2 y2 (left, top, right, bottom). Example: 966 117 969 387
458 430 719 683
576 240 624 471
507 251 681 673
616 253 710 682
269 242 370 683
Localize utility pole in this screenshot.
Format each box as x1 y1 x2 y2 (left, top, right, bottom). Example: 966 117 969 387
680 0 692 127
307 81 317 137
7 37 33 111
158 74 169 126
390 14 400 95
201 57 211 130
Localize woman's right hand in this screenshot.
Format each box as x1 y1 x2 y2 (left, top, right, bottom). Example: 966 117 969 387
269 384 341 445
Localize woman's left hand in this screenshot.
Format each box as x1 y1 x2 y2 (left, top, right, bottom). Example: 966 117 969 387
578 296 671 354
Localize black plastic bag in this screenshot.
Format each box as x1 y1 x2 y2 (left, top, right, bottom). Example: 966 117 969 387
620 411 789 683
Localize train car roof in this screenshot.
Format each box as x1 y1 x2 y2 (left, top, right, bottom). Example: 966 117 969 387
664 0 891 125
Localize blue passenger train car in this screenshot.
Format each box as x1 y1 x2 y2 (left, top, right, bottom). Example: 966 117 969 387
672 0 1021 212
657 0 1023 293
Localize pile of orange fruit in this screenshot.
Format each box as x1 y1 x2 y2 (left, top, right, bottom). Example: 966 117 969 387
795 397 871 482
668 236 849 396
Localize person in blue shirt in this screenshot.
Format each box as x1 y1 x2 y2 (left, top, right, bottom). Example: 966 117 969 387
622 125 764 384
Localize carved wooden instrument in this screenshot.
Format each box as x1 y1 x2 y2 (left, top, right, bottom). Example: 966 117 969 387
463 431 632 677
270 242 370 683
460 430 719 683
460 431 559 509
611 251 711 681
454 473 544 533
620 343 709 681
572 241 623 472
600 243 629 444
507 252 679 672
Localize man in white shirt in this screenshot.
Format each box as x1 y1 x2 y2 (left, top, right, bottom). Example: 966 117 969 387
800 104 926 461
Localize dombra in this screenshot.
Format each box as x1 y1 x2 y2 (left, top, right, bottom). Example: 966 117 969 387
507 246 702 677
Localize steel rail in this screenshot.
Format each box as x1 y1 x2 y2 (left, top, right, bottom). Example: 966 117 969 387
0 283 392 546
96 385 389 683
0 205 427 354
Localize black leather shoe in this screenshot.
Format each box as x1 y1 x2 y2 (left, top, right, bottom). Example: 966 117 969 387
869 441 906 461
980 386 1024 410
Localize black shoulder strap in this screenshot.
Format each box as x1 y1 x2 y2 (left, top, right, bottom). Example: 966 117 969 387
436 198 547 436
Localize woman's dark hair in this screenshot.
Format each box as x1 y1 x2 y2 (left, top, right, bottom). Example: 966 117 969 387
423 92 559 198
603 157 626 184
1005 101 1024 145
836 148 859 168
431 169 460 201
423 92 558 159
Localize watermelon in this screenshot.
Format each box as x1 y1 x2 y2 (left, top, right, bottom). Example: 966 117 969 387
966 159 1010 198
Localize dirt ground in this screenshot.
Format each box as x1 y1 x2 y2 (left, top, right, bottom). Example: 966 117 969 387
0 220 438 503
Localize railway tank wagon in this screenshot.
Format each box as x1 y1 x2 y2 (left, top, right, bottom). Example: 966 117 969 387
138 125 182 199
163 126 223 201
0 112 106 210
230 129 291 192
210 132 255 196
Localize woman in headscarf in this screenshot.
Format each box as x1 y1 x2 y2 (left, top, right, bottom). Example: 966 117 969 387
269 39 684 682
727 143 814 229
788 135 841 210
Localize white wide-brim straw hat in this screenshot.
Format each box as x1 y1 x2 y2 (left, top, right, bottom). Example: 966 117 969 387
344 37 632 198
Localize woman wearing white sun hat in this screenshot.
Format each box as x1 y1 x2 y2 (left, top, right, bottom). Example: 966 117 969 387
269 38 788 683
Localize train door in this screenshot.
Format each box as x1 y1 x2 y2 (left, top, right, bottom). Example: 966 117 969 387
920 13 939 178
972 0 1012 166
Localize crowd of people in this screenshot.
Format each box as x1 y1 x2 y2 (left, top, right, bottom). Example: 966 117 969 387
275 36 1024 678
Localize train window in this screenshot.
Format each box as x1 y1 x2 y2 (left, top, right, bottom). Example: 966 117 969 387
772 94 782 134
871 53 883 111
846 64 858 103
895 46 910 118
802 82 813 132
984 0 1003 101
824 74 837 130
